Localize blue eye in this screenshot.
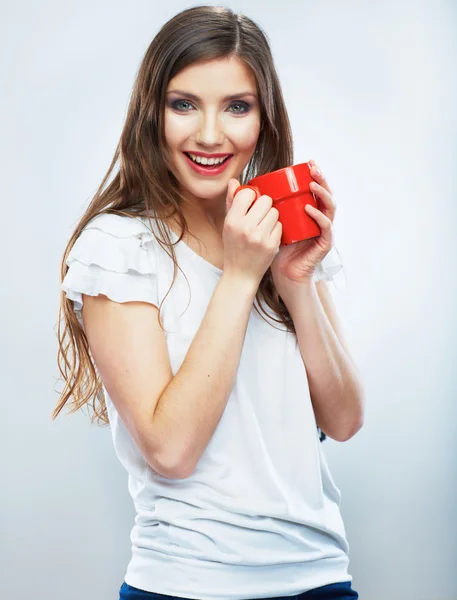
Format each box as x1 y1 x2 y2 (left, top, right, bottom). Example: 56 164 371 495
172 100 193 111
169 100 251 114
229 102 251 114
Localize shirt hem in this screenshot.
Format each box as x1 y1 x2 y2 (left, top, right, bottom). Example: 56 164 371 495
124 548 352 600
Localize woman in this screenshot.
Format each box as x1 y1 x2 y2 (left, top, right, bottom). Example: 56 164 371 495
54 6 364 600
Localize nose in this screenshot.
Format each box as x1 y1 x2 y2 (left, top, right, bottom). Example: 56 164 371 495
196 110 224 146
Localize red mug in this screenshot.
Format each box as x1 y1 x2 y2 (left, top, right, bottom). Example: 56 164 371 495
234 161 320 246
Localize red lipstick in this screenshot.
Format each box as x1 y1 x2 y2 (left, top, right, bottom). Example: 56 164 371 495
183 152 233 176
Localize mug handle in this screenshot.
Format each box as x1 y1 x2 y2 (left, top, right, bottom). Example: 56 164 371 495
234 184 261 200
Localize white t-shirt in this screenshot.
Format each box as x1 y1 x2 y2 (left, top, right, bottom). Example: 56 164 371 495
61 212 351 600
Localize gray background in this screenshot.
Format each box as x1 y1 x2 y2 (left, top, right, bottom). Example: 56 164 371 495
2 0 456 599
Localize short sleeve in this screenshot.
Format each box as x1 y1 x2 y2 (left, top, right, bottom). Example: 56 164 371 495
61 213 159 327
313 245 344 283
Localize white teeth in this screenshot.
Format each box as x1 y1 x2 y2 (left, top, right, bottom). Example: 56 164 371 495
187 153 229 165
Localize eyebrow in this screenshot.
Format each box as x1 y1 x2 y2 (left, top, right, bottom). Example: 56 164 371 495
166 89 257 102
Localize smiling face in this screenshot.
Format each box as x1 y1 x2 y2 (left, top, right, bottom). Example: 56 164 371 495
164 55 261 220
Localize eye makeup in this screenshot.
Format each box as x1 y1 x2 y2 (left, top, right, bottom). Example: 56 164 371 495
167 98 253 115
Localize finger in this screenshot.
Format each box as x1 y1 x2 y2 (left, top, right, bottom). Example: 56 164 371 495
228 185 258 219
226 179 240 212
309 181 337 214
309 160 333 195
304 204 333 243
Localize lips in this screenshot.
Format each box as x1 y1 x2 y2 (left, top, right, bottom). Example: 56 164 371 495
185 151 233 159
182 152 233 176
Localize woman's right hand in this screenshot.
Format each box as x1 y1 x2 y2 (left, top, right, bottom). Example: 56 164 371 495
222 178 282 284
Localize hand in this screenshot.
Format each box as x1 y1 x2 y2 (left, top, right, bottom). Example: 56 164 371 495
270 160 337 287
223 179 282 286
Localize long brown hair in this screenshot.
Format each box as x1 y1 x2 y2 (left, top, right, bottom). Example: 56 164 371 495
54 5 296 426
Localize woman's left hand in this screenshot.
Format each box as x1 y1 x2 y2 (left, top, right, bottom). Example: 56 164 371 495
270 160 337 286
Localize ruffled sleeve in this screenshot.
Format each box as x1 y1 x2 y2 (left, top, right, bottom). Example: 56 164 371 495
61 213 159 327
313 245 344 283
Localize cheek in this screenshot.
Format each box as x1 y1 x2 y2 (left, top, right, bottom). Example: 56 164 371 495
225 116 261 152
164 112 194 148
239 128 260 152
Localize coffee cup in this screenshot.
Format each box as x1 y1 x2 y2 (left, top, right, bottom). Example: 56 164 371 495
234 161 320 246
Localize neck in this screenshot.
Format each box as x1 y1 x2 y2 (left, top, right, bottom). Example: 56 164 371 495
178 191 227 236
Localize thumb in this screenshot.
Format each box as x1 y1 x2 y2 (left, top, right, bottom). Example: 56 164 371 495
226 178 240 213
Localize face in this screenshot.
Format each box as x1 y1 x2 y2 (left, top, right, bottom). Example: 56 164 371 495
164 55 261 219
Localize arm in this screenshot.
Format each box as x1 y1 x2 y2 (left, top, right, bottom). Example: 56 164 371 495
83 271 258 480
152 272 258 477
315 279 351 355
279 278 365 442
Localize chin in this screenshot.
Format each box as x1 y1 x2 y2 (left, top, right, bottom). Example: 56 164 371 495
176 169 236 193
183 180 229 199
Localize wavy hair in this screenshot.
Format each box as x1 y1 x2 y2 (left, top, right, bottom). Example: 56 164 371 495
53 5 296 425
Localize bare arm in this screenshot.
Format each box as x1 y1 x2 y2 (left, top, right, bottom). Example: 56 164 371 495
152 272 258 477
278 278 365 442
82 271 258 480
315 279 352 357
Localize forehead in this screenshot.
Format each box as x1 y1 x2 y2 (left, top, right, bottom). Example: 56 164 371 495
167 56 257 96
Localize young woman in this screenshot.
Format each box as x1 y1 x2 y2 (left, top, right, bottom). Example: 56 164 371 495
55 6 364 600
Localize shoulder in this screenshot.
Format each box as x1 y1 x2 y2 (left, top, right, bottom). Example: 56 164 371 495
68 212 159 273
83 211 155 241
61 212 160 321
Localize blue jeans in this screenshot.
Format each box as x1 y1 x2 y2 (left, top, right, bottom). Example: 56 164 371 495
119 580 359 599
